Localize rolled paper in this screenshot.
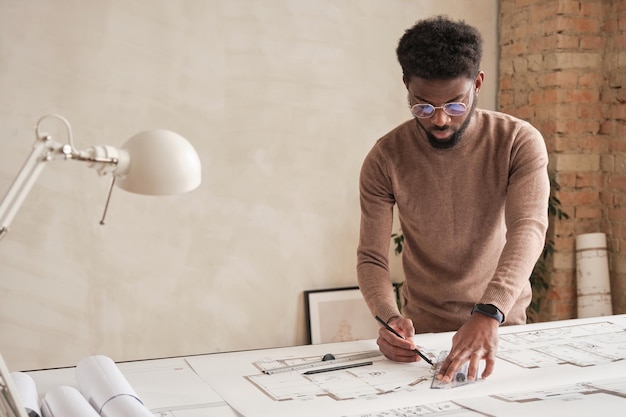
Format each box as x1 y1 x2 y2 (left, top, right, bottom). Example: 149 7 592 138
100 394 154 417
576 232 613 318
75 355 149 415
40 386 99 417
10 372 41 417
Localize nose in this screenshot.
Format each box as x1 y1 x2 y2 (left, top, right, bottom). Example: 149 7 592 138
430 108 451 127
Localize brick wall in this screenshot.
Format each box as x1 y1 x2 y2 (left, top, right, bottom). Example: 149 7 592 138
499 0 626 321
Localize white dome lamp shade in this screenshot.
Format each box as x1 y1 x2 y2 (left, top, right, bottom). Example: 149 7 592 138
113 129 202 195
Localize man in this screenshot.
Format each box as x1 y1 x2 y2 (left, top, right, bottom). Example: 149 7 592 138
356 16 549 383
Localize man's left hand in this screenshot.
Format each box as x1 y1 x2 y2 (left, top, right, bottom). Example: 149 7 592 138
436 313 499 383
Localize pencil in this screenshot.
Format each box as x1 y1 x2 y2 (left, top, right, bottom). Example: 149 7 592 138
375 315 433 366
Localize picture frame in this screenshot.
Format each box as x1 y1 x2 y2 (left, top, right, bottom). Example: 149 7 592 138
304 285 400 345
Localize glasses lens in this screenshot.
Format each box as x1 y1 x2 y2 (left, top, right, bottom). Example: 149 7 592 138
443 102 467 116
411 104 435 118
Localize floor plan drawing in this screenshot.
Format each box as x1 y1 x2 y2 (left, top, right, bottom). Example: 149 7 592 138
247 352 434 401
455 377 626 417
497 320 626 368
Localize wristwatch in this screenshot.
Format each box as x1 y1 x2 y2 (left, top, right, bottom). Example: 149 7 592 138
471 303 504 324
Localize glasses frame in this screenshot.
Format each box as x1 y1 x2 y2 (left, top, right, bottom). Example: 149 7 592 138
409 83 475 119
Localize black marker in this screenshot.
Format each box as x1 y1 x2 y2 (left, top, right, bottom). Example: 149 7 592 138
303 361 373 375
375 315 433 366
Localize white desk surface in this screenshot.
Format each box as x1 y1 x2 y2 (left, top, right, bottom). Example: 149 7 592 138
26 314 626 417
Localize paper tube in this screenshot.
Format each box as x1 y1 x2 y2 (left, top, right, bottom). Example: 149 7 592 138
99 394 154 417
75 355 151 416
40 386 99 417
576 232 613 318
9 372 41 417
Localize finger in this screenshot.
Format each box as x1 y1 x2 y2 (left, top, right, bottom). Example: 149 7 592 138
481 356 495 379
377 335 419 363
437 356 463 383
378 327 416 350
466 354 481 381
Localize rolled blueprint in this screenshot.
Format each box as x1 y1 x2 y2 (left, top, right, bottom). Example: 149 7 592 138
576 232 613 318
9 372 40 417
97 393 154 417
40 386 99 417
75 355 152 416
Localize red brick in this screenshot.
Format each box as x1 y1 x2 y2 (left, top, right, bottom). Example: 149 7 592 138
556 171 577 186
565 89 601 104
549 269 574 287
608 208 626 221
514 0 537 9
498 91 514 107
602 120 626 136
578 0 605 17
613 0 626 14
578 71 605 87
580 35 606 50
559 189 601 205
534 33 580 50
512 105 535 119
609 175 626 190
578 102 604 119
546 16 602 34
499 77 514 90
530 2 558 21
554 217 576 236
540 89 560 104
537 71 579 88
604 18 619 33
607 104 626 120
569 120 602 135
575 205 603 219
610 33 626 50
576 172 605 187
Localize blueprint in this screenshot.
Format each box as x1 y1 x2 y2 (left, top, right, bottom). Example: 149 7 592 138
186 315 626 417
497 320 626 368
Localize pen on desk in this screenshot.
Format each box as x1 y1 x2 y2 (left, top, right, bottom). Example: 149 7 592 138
375 315 433 366
303 361 373 375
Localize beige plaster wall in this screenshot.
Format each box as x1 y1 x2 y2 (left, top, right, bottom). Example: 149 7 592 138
0 0 498 370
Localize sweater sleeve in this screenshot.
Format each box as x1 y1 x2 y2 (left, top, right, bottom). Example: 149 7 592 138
480 122 550 317
356 145 401 322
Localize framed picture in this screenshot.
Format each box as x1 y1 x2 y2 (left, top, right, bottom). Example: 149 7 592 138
304 286 380 345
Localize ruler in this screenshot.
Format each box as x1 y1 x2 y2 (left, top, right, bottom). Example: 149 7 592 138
262 350 382 374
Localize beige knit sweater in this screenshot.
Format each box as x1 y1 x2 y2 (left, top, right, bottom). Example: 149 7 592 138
357 108 550 333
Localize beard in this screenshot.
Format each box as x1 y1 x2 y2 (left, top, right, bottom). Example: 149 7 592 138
417 97 477 150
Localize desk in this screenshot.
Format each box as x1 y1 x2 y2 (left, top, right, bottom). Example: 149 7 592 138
26 315 626 417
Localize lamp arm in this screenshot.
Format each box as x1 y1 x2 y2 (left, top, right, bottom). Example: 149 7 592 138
0 119 122 240
0 136 58 239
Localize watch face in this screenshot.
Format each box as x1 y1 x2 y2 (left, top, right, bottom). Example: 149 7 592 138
481 304 498 314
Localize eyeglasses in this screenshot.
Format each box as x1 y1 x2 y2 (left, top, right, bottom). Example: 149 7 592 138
411 102 467 118
409 85 473 119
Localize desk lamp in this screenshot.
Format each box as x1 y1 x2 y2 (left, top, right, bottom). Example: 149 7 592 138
0 114 202 240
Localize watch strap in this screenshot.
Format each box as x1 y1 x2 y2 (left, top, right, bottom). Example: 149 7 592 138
471 303 504 324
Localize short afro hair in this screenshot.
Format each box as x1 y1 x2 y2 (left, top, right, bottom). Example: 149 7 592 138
396 15 482 80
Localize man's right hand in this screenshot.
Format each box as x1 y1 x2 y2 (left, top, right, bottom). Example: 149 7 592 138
376 316 421 362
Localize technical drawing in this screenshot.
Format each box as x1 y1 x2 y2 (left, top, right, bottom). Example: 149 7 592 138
247 351 435 401
497 321 626 368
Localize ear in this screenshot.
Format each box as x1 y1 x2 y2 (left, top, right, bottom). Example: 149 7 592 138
474 71 485 95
